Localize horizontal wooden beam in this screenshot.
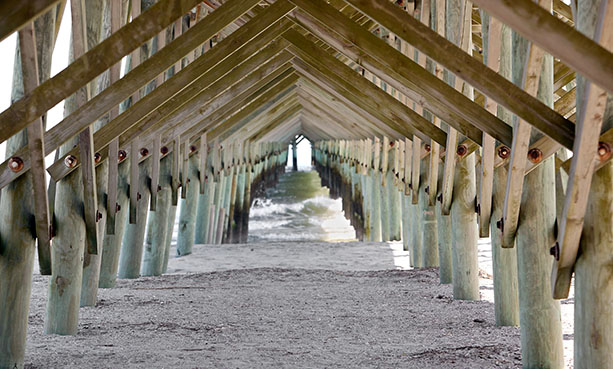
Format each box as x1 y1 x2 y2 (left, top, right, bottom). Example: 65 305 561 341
471 0 613 94
341 0 575 149
0 0 61 42
0 0 227 144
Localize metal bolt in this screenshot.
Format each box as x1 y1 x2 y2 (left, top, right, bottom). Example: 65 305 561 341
497 146 510 159
157 185 162 192
528 148 543 163
424 186 429 194
160 146 169 155
140 147 149 157
94 152 101 164
96 210 103 222
64 155 78 168
190 145 197 153
137 192 142 201
116 203 121 212
424 144 431 152
597 142 611 161
118 150 127 162
456 144 468 157
549 242 560 261
437 194 443 203
8 157 24 172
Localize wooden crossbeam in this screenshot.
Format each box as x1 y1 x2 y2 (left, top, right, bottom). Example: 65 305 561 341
71 0 99 254
0 0 267 190
43 12 292 183
18 23 52 249
287 3 508 147
471 0 613 94
0 0 214 145
284 30 447 145
341 0 575 150
500 0 550 249
0 0 61 42
553 2 613 299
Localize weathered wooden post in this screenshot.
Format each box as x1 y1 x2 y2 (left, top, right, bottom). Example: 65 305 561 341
99 157 130 287
512 7 564 365
0 9 56 366
420 146 439 267
292 137 298 171
177 148 200 255
482 15 519 326
142 151 172 276
118 154 152 279
388 141 402 241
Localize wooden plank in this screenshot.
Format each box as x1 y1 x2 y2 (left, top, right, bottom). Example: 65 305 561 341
0 0 267 191
340 0 575 149
42 14 292 184
18 23 52 249
404 137 412 195
0 0 61 42
150 136 161 210
181 141 189 199
129 139 140 224
471 0 613 94
171 138 181 206
106 0 122 235
478 15 503 236
288 5 504 147
0 0 211 144
199 133 208 194
553 2 613 299
501 0 550 249
71 0 99 254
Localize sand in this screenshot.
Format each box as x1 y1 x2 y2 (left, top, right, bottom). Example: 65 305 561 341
21 240 575 368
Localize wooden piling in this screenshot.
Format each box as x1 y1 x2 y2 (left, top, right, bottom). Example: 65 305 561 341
177 152 200 255
118 156 152 279
420 156 439 267
141 153 172 276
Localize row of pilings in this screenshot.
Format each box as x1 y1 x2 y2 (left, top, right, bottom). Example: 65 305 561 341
0 139 287 368
311 137 612 369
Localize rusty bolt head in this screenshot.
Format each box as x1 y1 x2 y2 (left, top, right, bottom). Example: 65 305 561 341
160 146 169 155
118 150 127 162
456 144 468 157
190 145 197 153
64 155 78 168
424 144 431 152
8 156 24 172
497 146 510 159
94 152 101 164
528 148 543 164
389 141 395 147
140 147 149 157
597 142 611 161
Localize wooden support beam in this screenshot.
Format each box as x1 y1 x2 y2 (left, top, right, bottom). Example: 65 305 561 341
340 0 575 149
501 0 550 248
18 24 52 250
0 0 216 144
150 136 161 210
0 0 269 191
42 13 292 184
553 2 613 299
199 133 208 194
0 0 61 42
288 4 508 147
471 0 613 94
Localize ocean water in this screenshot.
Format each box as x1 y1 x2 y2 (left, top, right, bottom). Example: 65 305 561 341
248 168 357 243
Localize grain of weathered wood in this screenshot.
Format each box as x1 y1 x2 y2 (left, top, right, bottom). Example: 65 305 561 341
0 0 61 42
0 0 213 144
343 0 575 149
471 0 613 94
